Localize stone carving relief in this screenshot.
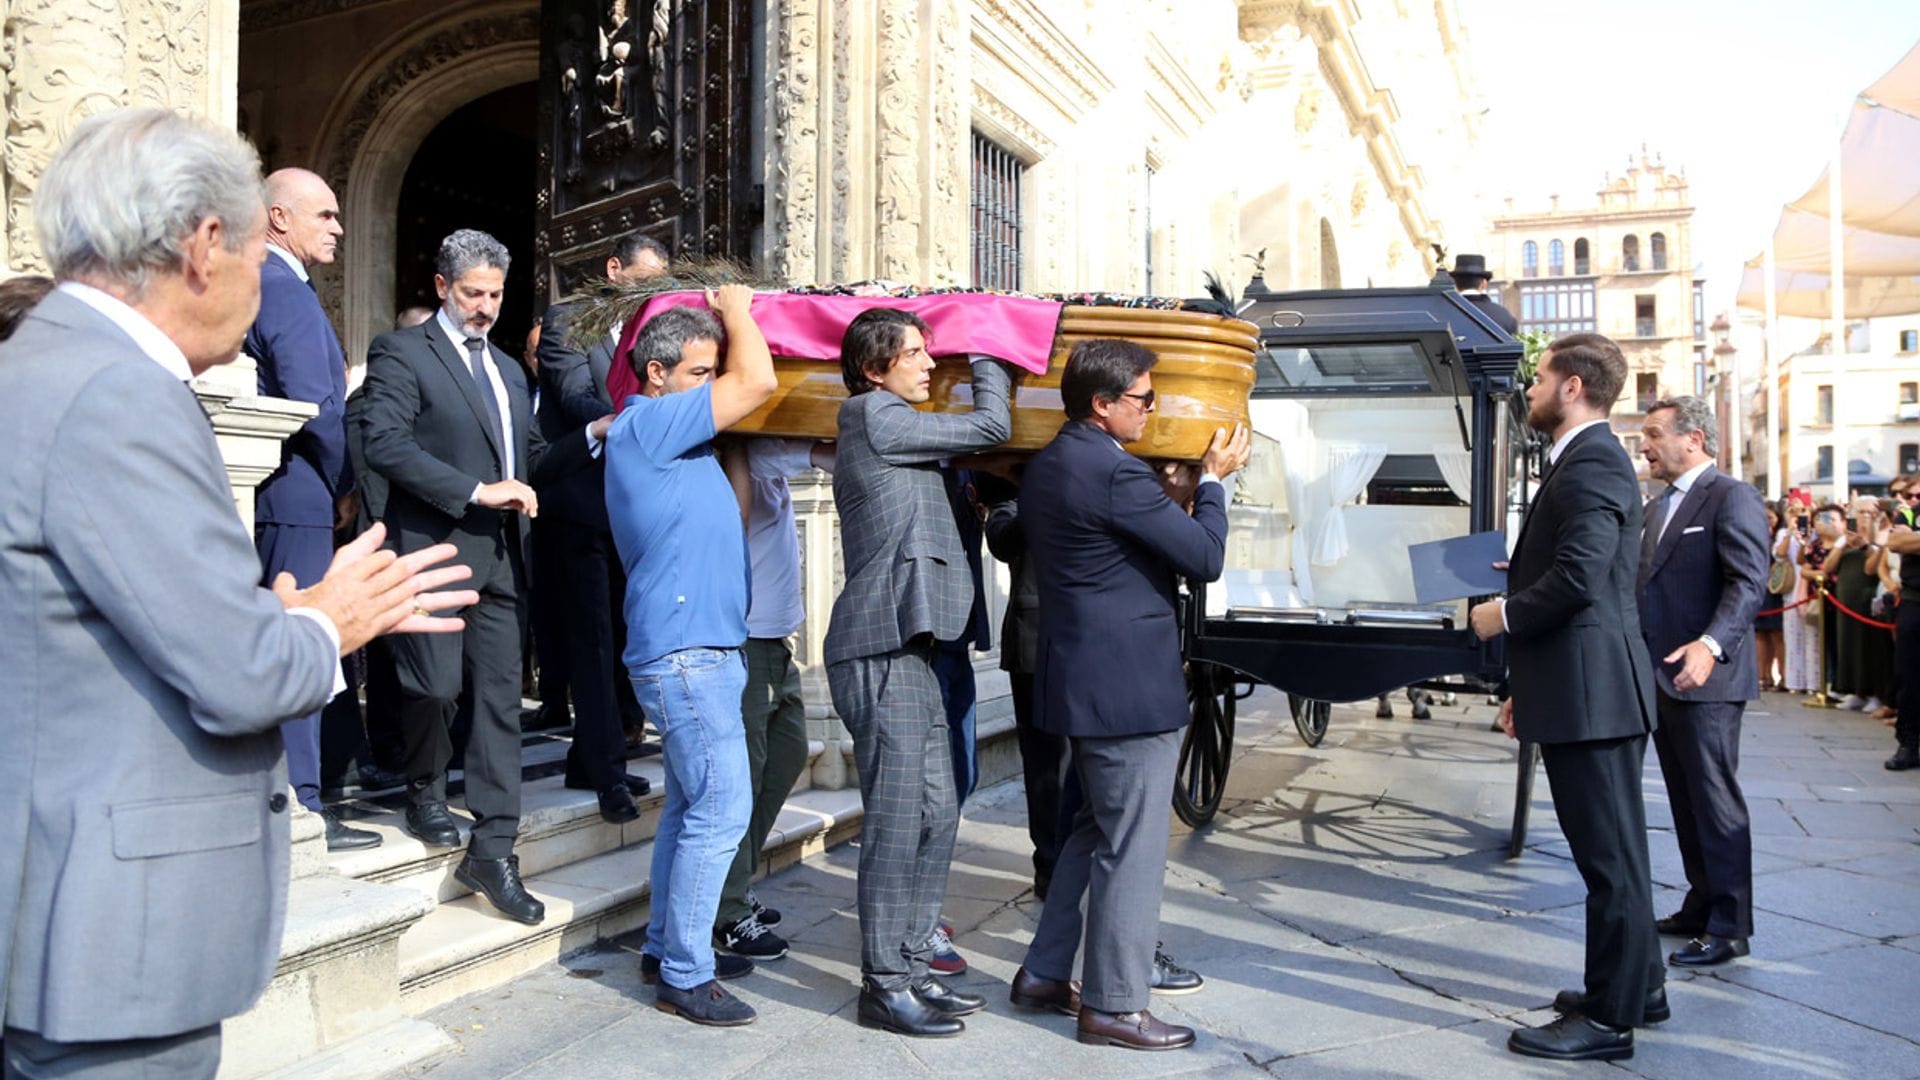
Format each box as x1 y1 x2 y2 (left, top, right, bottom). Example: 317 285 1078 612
3 0 127 271
828 1 856 281
972 85 1055 159
767 0 821 284
928 0 966 285
2 0 211 272
872 2 919 281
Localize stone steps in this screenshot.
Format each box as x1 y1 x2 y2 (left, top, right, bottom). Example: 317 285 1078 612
393 786 866 1013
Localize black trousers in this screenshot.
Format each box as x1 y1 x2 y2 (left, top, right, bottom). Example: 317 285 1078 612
3 1023 220 1079
1008 671 1068 890
1897 599 1920 751
389 538 524 859
1539 733 1664 1028
536 516 642 790
1652 694 1753 938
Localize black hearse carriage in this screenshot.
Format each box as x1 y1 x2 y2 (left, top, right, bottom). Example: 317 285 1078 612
1173 280 1533 834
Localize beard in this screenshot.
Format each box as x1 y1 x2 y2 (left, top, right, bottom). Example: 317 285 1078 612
1525 392 1564 435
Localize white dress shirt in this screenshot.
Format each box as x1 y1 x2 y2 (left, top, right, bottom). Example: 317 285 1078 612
58 281 346 686
436 307 518 492
266 243 309 282
1657 459 1714 542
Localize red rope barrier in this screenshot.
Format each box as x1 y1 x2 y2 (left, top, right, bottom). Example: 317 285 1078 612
1755 595 1815 617
1823 589 1898 631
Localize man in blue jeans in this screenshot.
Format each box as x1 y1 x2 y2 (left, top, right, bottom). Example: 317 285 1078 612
606 285 777 1025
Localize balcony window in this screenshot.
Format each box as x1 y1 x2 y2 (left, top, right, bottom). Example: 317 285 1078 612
1548 239 1564 277
1816 384 1833 425
1636 372 1659 412
1521 240 1539 279
1817 445 1834 480
1516 280 1596 337
1902 381 1918 404
1573 237 1590 275
1650 232 1668 271
1901 329 1918 352
1622 234 1640 272
1635 295 1656 338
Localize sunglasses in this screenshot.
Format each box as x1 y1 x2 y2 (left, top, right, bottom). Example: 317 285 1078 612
1118 389 1156 411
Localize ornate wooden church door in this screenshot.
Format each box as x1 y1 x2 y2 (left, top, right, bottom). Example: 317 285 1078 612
535 0 755 296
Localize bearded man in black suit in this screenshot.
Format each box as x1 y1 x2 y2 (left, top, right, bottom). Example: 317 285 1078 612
1470 332 1665 1061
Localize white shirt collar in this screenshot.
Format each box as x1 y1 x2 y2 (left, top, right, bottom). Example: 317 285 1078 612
1671 459 1714 496
1548 418 1611 464
265 243 309 282
57 281 193 382
435 306 482 357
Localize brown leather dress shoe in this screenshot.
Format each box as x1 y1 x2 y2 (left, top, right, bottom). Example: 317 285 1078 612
1009 966 1081 1016
1076 1007 1195 1051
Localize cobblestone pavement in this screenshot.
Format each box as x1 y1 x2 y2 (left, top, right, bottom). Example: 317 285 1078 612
405 688 1920 1079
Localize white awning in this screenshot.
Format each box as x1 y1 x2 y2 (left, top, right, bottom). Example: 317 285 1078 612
1735 260 1920 320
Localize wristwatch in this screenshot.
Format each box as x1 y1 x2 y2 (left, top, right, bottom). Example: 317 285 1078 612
1698 634 1727 663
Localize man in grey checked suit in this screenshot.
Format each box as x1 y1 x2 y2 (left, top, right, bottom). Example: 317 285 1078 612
825 309 1012 1037
0 108 471 1079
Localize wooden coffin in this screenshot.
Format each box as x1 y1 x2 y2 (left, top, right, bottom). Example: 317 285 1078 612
730 306 1259 462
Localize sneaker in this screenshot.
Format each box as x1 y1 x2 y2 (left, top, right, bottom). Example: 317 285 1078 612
1840 694 1868 711
929 926 968 975
1863 698 1885 714
655 979 757 1026
640 951 755 985
716 913 788 959
748 890 782 927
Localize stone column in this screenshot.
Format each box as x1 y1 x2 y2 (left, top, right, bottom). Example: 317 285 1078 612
3 0 240 273
766 0 970 285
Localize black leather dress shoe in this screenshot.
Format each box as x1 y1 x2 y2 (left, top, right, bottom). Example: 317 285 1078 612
1076 1007 1195 1051
1149 947 1203 995
641 952 754 985
322 808 382 852
913 977 985 1016
1009 966 1081 1016
598 783 640 824
1886 745 1919 771
403 803 461 848
566 773 654 797
1551 986 1670 1025
455 854 546 925
1508 1015 1632 1061
656 979 756 1026
857 983 964 1037
1669 935 1749 967
1655 913 1706 936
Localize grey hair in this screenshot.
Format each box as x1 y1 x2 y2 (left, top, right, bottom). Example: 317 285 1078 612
435 228 511 282
629 306 723 376
1649 394 1719 457
34 107 264 298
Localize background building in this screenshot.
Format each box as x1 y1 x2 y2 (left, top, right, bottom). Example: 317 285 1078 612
1756 317 1920 499
1487 149 1708 465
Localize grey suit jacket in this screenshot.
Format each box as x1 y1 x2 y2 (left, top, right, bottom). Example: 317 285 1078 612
824 359 1012 666
0 291 338 1040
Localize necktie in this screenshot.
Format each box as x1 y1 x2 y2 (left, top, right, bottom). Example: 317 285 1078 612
464 336 507 476
1646 485 1676 558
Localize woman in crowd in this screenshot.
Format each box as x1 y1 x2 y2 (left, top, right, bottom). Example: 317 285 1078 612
1755 503 1787 692
1781 498 1819 694
1824 502 1894 713
1866 501 1903 723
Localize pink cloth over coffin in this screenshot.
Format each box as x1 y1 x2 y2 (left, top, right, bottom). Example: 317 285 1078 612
605 291 1063 409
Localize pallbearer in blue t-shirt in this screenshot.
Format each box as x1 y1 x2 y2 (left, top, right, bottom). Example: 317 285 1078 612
605 285 777 1026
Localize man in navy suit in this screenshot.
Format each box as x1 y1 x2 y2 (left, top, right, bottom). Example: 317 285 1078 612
245 167 379 851
1009 339 1248 1051
1637 395 1768 967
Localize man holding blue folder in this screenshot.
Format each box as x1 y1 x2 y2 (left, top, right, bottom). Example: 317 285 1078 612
1469 333 1664 1062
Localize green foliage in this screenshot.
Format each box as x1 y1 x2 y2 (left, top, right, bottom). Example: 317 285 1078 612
1515 328 1551 384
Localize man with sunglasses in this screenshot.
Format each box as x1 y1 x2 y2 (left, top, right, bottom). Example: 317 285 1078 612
1009 339 1249 1051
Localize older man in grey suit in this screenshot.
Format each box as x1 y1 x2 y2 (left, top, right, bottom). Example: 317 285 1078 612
825 309 1012 1037
0 108 471 1078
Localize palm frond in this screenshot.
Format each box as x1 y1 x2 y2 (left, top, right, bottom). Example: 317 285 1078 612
559 257 783 348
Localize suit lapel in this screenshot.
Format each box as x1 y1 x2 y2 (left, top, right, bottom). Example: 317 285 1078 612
1644 468 1717 583
424 326 505 467
495 341 529 478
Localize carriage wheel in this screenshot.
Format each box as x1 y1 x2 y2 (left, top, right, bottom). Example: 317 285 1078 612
1288 694 1331 747
1174 663 1237 828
